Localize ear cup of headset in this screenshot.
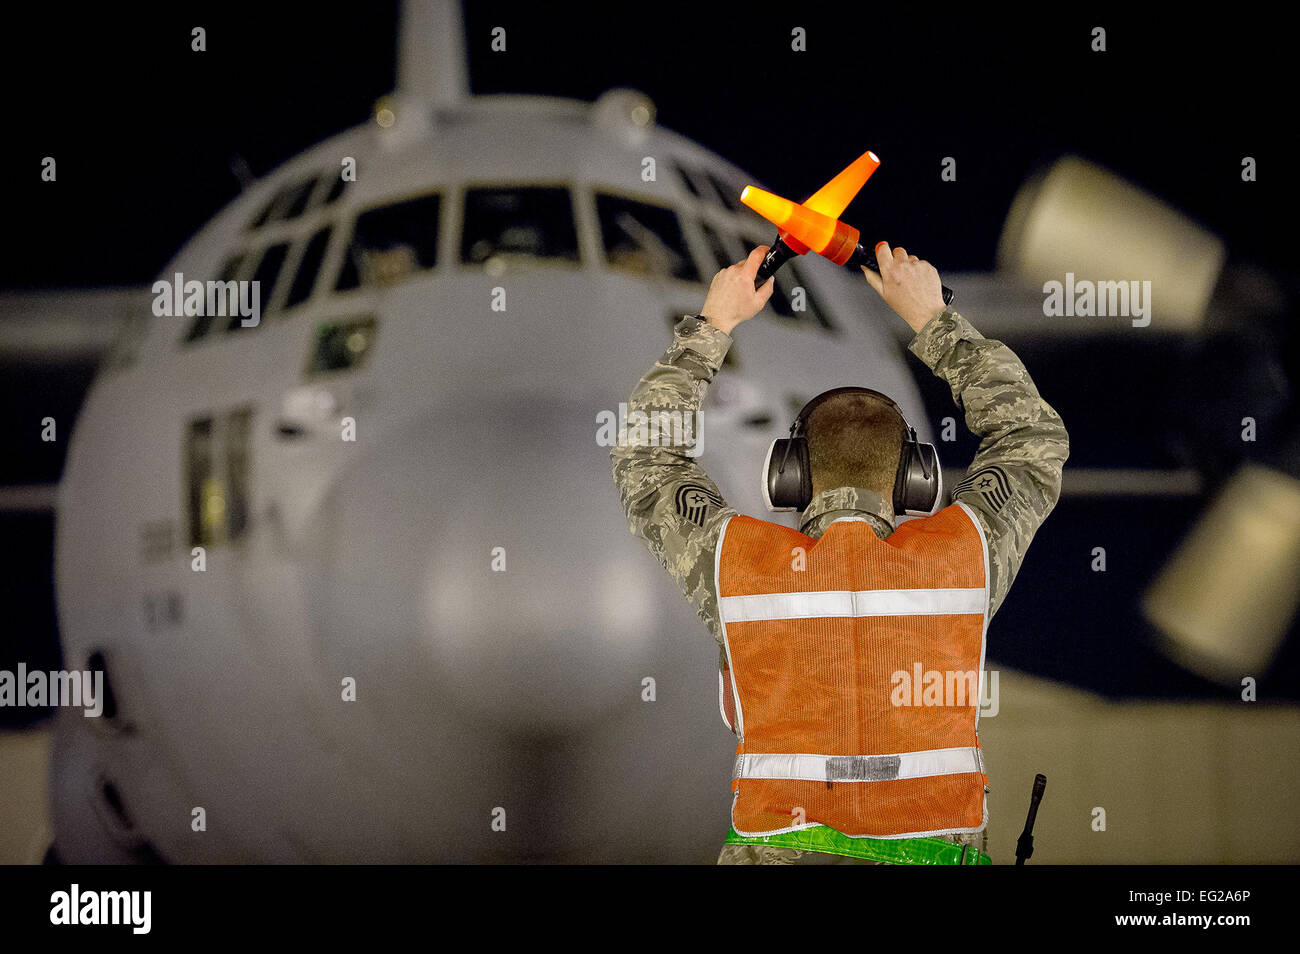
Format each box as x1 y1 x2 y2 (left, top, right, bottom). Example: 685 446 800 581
762 437 811 512
895 440 943 516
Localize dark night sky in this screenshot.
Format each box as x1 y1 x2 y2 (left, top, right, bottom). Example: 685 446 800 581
0 2 1293 289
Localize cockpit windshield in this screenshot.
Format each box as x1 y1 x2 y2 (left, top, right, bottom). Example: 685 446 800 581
460 186 579 265
596 193 699 283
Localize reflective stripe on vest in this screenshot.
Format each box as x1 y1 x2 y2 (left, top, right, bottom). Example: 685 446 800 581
721 587 986 622
735 746 985 783
714 503 991 840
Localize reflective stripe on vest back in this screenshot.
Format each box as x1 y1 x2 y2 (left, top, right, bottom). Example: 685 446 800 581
715 505 990 839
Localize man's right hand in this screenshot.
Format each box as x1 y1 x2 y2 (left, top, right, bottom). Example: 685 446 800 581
861 242 948 334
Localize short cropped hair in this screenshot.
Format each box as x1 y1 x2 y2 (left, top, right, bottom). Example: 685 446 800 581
805 392 905 502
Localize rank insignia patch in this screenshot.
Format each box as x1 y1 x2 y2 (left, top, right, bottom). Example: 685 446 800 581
954 465 1013 513
674 483 724 527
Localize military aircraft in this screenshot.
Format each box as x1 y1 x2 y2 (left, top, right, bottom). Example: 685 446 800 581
38 0 939 863
6 0 1292 865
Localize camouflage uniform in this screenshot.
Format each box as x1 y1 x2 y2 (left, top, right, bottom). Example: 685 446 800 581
610 308 1069 865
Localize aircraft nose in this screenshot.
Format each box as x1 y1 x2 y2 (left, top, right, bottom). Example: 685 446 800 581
305 397 661 733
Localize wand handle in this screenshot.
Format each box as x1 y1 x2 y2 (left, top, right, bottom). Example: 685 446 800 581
754 235 798 289
849 244 955 306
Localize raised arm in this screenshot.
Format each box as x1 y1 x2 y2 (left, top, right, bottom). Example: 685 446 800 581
863 242 1070 617
910 309 1070 616
610 247 775 644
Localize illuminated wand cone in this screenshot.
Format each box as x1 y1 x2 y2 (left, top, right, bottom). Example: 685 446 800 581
801 149 880 218
743 149 881 290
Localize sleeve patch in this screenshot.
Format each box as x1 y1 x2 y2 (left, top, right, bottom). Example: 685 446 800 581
674 483 725 527
954 465 1013 513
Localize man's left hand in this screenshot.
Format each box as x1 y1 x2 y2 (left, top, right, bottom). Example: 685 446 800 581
699 245 776 335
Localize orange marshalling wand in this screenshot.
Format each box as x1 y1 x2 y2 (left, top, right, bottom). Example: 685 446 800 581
742 149 954 305
741 184 863 265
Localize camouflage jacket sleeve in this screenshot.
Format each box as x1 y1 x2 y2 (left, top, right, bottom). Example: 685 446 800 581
610 316 739 652
908 308 1070 618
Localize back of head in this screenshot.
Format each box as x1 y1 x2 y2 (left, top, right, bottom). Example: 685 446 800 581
805 392 905 502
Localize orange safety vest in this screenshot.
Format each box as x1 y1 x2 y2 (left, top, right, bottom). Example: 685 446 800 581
715 503 990 839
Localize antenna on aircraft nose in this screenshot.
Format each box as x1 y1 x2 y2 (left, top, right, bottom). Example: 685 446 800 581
398 0 469 105
228 154 255 192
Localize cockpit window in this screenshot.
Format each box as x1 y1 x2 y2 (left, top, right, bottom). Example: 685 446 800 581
285 226 332 309
674 163 703 199
336 193 441 291
248 194 278 231
227 242 288 330
675 162 745 215
596 193 701 283
705 171 744 214
247 176 318 231
460 186 579 264
282 177 317 220
320 174 348 207
183 253 244 342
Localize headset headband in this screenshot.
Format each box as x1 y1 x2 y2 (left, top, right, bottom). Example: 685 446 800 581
764 385 941 516
782 386 921 477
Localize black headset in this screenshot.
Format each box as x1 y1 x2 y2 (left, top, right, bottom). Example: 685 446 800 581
762 386 942 517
